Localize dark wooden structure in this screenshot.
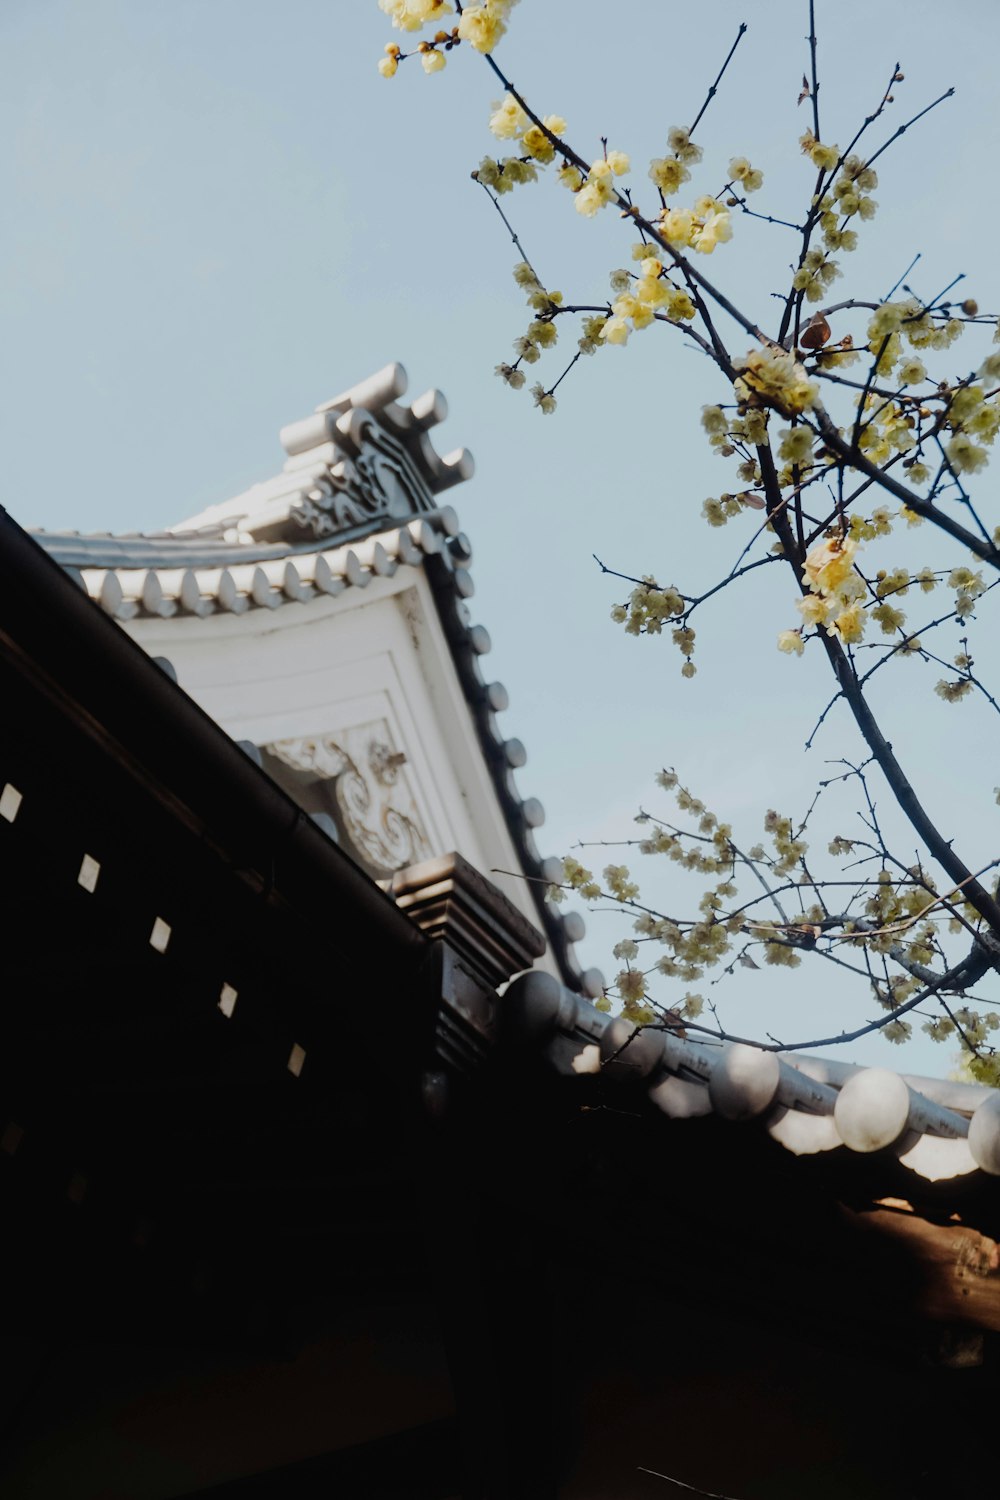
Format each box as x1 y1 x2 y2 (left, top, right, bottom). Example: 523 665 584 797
1 506 999 1499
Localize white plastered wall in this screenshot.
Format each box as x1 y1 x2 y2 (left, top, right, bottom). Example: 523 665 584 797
124 569 553 963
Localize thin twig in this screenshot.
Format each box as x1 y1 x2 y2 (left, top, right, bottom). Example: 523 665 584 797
884 252 921 302
688 22 748 137
864 87 955 170
476 178 538 274
638 1466 745 1500
807 0 821 141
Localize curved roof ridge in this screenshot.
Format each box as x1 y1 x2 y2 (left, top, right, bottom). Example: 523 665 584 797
29 531 295 571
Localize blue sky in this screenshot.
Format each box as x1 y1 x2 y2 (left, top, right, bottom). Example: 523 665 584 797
4 0 1000 1071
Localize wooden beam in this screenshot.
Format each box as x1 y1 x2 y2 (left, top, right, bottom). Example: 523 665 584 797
853 1201 1000 1333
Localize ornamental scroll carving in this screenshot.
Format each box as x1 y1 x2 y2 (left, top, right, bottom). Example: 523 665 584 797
288 416 436 542
266 721 431 877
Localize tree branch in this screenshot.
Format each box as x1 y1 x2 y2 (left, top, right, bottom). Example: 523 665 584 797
811 402 1000 569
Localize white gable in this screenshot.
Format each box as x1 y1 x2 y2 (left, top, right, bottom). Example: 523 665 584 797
31 363 600 995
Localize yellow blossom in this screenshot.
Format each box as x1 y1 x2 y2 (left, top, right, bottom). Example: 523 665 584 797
777 629 805 656
660 207 696 245
379 0 452 32
874 568 908 598
947 432 989 474
898 357 926 386
867 301 907 343
563 856 601 902
778 426 814 465
612 293 640 321
832 602 866 644
693 209 732 254
872 601 906 634
729 156 764 192
803 534 857 593
378 55 398 77
606 150 630 175
764 942 801 968
575 173 615 217
666 288 696 321
616 968 647 1003
969 401 1000 441
495 362 525 389
948 566 984 599
738 345 818 415
636 273 670 308
457 0 514 53
935 678 974 703
601 316 630 345
420 47 445 72
605 864 640 901
795 593 831 628
521 125 554 162
801 132 839 171
649 156 690 195
668 125 702 164
500 156 536 186
526 318 557 348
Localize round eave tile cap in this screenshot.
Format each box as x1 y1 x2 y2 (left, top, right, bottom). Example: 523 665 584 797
834 1067 911 1153
708 1043 781 1121
968 1091 1000 1175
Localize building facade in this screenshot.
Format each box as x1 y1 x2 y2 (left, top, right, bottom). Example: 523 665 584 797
1 366 997 1499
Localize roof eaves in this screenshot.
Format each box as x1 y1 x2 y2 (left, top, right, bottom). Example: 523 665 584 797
503 970 1000 1182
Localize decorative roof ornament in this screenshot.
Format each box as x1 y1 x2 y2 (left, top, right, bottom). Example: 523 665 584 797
172 362 475 550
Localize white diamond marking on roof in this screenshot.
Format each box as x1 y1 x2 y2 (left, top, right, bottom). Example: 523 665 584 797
218 983 238 1019
78 854 100 893
0 784 23 823
149 917 172 954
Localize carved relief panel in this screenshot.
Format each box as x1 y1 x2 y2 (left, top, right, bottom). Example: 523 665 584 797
263 718 431 878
